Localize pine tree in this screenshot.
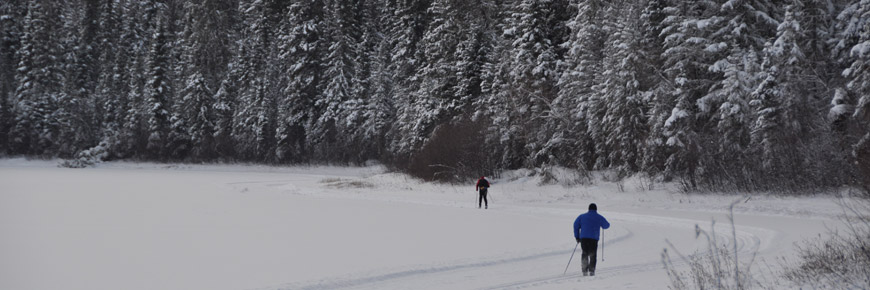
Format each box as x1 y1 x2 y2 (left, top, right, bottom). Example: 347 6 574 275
349 0 386 162
657 0 720 188
453 22 489 120
233 0 277 161
696 0 777 188
638 0 670 175
384 0 430 161
0 0 24 154
836 0 870 189
497 0 562 168
593 5 648 177
478 0 517 169
553 0 608 170
115 0 151 157
213 64 238 160
750 4 813 186
358 1 396 161
311 0 361 161
56 1 101 157
399 0 462 157
144 16 172 159
275 0 323 162
209 0 243 161
12 1 65 155
177 0 235 160
91 0 124 158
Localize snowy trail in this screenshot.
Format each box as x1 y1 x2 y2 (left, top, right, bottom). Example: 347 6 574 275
268 207 766 290
0 161 835 290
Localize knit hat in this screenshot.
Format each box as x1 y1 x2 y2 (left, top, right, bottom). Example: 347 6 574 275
588 203 597 211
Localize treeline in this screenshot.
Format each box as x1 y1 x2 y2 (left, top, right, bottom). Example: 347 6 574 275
0 0 868 193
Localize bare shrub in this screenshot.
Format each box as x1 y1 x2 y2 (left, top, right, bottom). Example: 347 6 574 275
662 200 770 290
320 178 375 189
535 165 591 186
783 198 870 289
406 117 494 182
319 178 343 184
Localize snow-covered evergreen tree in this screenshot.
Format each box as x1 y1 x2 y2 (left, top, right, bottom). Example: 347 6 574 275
638 0 670 175
657 0 720 187
384 0 430 161
361 34 395 160
311 0 359 161
274 0 323 162
750 3 822 185
213 64 238 159
176 0 235 160
835 0 870 188
56 2 99 157
11 1 65 155
592 5 648 176
90 0 122 158
107 1 145 157
696 0 777 188
0 0 24 154
495 0 563 168
233 0 277 161
144 16 172 159
354 0 401 162
396 0 462 157
551 0 608 170
453 19 490 120
347 0 388 162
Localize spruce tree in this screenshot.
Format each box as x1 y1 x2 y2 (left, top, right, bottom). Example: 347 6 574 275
12 1 64 155
315 0 359 161
275 0 324 162
499 0 561 168
554 0 608 170
233 0 276 161
144 17 172 159
177 0 235 160
658 0 719 188
400 0 462 156
593 5 648 177
836 0 870 189
0 0 23 154
384 0 430 161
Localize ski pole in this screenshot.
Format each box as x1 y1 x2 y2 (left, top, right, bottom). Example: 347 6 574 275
601 230 605 262
564 242 579 275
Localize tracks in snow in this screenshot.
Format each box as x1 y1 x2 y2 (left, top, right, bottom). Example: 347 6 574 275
236 179 766 290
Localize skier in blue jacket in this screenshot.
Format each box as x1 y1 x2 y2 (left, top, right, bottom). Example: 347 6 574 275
573 203 610 276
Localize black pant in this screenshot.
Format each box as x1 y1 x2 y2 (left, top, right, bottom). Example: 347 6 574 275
478 188 488 207
580 238 598 274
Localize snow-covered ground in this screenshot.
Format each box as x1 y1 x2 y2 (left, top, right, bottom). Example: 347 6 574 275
0 158 849 290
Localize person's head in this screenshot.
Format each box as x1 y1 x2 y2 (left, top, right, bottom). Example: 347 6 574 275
588 203 597 211
481 176 486 180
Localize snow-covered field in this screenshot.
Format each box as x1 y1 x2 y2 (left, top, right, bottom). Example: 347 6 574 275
0 159 847 290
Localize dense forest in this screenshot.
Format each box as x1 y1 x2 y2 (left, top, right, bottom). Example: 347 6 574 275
0 0 868 192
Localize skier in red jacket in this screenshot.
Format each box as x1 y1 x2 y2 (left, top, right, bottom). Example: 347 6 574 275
476 176 490 209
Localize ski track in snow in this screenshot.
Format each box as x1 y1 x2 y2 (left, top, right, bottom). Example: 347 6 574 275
260 228 633 290
237 178 767 290
268 217 762 290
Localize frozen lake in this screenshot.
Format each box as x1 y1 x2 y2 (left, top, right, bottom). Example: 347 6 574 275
0 159 840 289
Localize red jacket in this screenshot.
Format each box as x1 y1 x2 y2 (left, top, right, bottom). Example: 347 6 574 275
476 178 490 191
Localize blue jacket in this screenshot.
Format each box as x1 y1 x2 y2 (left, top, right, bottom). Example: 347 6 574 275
573 210 610 240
